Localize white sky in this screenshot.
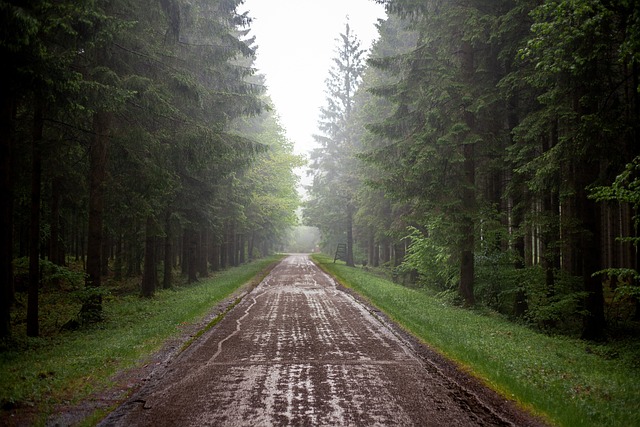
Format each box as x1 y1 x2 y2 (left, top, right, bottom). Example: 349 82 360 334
240 1 387 157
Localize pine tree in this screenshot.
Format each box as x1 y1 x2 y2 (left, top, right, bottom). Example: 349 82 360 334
305 20 366 267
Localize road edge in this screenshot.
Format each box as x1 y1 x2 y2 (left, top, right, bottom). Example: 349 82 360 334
310 257 552 427
46 258 283 427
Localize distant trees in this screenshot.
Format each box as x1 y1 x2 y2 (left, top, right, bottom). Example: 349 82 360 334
1 0 300 338
308 0 640 339
305 21 366 267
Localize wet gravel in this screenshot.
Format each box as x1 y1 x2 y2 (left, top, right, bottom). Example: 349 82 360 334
98 254 548 427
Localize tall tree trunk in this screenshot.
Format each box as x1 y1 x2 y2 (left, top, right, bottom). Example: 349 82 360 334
248 232 255 262
187 228 197 283
510 182 529 317
373 243 380 268
198 229 208 277
578 183 606 340
114 232 123 280
141 216 157 297
101 229 110 276
163 211 172 289
181 229 188 276
541 120 560 302
227 221 236 267
458 40 476 307
49 176 64 265
211 237 220 271
220 240 227 269
0 94 15 338
394 241 405 268
506 82 528 318
80 221 85 266
367 229 374 267
73 211 80 262
27 99 44 337
346 207 355 267
81 110 112 322
238 234 246 264
125 225 143 277
382 240 391 264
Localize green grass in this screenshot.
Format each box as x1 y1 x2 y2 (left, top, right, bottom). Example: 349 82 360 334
313 254 640 427
0 255 283 424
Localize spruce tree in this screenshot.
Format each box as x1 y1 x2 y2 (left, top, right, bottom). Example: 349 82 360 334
305 20 366 267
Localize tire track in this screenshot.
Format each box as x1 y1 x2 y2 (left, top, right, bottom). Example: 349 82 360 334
100 254 548 427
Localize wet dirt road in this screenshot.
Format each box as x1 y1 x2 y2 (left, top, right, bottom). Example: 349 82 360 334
100 254 544 426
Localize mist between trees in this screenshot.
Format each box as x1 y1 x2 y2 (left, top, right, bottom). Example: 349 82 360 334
1 0 639 345
303 1 640 342
1 0 304 338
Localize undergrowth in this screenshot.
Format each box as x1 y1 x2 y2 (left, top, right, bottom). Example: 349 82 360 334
313 253 640 427
0 255 283 424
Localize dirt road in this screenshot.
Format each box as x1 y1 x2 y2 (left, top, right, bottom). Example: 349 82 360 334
99 254 545 426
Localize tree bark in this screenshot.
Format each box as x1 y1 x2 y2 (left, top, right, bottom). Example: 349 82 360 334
141 216 157 297
49 176 64 265
578 184 606 340
181 229 188 276
248 232 255 262
187 228 197 283
81 109 112 321
27 98 44 337
198 229 208 277
163 211 172 289
239 233 246 264
367 229 374 267
227 221 237 267
458 40 476 307
101 229 110 276
346 207 355 267
382 240 391 264
211 237 220 271
114 232 123 280
0 94 15 338
220 239 227 269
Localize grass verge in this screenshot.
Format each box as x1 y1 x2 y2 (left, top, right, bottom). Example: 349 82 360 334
312 254 640 427
0 255 283 424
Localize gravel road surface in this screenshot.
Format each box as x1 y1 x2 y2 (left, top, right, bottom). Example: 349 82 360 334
99 254 546 426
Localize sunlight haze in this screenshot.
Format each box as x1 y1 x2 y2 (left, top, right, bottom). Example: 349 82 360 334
241 1 387 157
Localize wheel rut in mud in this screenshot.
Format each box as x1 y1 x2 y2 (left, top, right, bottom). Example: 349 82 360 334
99 254 547 426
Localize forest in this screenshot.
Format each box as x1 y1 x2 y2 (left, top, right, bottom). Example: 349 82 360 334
305 0 640 341
1 0 640 423
2 0 639 349
0 0 302 339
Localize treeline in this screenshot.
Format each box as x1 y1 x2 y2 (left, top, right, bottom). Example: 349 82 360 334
305 0 640 340
0 0 301 338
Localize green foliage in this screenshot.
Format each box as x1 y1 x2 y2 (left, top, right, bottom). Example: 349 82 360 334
591 155 640 226
305 21 366 263
398 224 458 291
589 155 640 326
12 258 85 291
235 106 304 251
355 0 640 339
525 269 588 332
474 249 523 312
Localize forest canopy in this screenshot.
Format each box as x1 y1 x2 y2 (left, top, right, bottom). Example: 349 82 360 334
2 0 639 344
0 0 302 338
304 0 640 340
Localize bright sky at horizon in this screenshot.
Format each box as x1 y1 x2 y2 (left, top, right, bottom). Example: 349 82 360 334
240 1 387 159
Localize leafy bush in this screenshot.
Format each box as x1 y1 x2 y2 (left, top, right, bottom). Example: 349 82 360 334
12 257 85 292
397 223 458 291
474 249 524 314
